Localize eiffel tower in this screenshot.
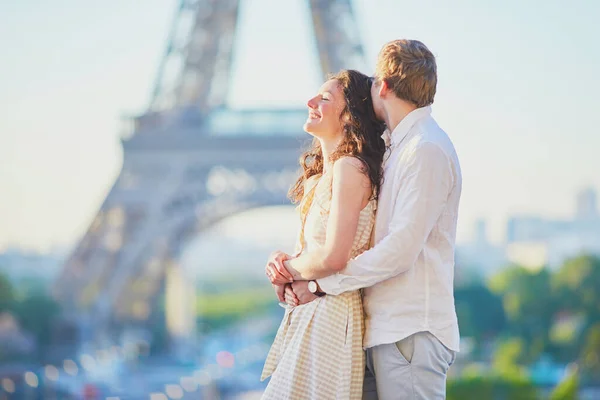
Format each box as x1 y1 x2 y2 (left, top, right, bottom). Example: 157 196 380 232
53 0 368 345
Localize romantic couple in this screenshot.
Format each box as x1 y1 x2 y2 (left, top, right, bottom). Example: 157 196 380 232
260 39 461 400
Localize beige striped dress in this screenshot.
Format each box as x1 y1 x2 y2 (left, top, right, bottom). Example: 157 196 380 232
261 169 376 400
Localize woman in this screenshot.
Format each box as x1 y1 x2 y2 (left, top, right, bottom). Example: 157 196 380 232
260 69 386 399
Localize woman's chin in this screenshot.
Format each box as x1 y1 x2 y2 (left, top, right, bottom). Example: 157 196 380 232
303 122 319 137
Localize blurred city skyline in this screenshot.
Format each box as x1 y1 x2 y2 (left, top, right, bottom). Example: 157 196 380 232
1 0 600 252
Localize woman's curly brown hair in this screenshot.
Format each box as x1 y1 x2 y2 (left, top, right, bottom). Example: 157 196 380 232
288 69 387 203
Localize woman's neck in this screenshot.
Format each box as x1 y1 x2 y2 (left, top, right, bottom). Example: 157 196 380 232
319 136 342 174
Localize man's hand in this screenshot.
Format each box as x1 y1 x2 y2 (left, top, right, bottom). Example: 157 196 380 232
284 281 319 306
272 284 286 302
265 250 294 285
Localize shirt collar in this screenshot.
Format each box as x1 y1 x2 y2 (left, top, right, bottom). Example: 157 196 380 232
381 129 392 147
384 106 432 147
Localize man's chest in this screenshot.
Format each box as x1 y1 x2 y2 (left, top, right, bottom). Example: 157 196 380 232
375 149 403 229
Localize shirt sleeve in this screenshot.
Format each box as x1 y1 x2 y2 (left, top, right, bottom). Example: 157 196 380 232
317 142 454 295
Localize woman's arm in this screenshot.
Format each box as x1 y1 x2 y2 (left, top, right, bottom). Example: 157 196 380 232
285 157 372 281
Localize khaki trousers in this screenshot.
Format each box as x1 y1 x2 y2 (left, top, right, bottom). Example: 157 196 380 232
362 331 456 400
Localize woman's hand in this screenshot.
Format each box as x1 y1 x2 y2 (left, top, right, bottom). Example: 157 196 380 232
285 281 318 306
265 250 294 285
273 283 286 302
284 285 299 307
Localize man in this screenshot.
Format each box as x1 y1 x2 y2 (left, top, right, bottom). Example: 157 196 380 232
270 39 462 399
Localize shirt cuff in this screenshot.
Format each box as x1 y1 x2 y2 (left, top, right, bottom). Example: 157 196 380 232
316 274 343 295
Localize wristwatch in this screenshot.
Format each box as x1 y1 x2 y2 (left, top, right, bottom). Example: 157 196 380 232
308 280 326 297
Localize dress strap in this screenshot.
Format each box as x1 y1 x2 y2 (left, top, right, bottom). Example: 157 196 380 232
297 179 318 254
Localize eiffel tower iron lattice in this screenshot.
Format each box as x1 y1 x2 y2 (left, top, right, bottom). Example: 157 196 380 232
149 0 367 112
53 0 368 343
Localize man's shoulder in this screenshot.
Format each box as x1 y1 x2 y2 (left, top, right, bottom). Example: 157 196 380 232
414 116 451 143
399 124 460 177
412 118 457 159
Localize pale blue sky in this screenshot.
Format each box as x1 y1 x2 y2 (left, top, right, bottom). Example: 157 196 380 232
1 0 599 252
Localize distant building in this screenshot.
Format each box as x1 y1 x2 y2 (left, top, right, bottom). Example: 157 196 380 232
456 219 507 280
505 187 600 269
576 187 598 220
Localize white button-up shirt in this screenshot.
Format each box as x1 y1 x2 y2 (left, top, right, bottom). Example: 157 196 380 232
318 106 462 351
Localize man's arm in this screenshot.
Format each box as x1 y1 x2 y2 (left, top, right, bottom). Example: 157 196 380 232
318 142 454 295
282 157 372 280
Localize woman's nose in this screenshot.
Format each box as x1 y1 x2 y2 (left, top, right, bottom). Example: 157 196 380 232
306 96 318 109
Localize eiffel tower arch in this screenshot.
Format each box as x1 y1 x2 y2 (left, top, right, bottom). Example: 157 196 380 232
53 0 368 348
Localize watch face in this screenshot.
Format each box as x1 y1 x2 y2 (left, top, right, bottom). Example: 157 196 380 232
308 281 317 293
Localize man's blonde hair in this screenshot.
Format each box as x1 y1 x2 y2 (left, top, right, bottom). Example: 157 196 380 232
375 39 437 108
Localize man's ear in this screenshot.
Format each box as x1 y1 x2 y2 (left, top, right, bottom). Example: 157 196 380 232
378 79 389 98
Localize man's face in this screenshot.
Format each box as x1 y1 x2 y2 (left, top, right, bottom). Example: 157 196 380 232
370 78 386 122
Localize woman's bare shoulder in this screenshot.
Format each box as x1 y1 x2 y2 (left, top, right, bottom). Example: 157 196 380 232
331 156 370 192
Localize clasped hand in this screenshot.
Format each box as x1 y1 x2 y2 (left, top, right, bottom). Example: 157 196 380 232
265 250 294 285
265 251 318 306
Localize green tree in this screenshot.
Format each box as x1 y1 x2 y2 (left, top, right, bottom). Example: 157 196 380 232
492 337 528 377
447 375 539 400
551 255 600 363
13 292 61 353
455 283 506 347
553 255 600 320
0 271 16 312
549 364 579 400
489 265 556 362
580 322 600 381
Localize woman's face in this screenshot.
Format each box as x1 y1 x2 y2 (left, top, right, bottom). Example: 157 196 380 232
303 79 346 141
